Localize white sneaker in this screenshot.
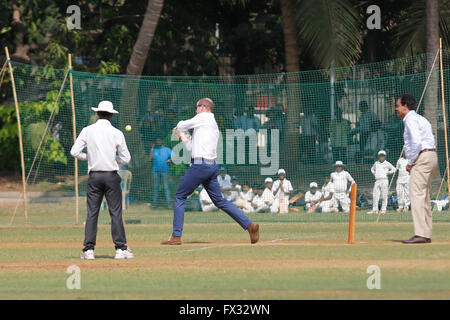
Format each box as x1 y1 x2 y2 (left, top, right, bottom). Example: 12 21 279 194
380 210 386 214
115 248 134 259
366 210 378 215
80 249 95 260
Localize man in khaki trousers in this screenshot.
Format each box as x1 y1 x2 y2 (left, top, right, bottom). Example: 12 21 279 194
395 94 438 244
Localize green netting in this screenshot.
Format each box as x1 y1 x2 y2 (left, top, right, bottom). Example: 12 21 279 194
3 50 450 225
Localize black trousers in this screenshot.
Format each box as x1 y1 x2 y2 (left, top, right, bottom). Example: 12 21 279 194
83 171 127 251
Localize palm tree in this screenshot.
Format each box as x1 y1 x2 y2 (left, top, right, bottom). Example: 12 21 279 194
293 0 363 69
392 0 450 142
426 0 440 141
280 0 301 168
121 0 165 199
126 0 165 75
279 0 362 168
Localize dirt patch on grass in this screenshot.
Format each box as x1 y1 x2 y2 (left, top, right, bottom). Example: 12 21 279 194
2 257 450 271
4 239 450 249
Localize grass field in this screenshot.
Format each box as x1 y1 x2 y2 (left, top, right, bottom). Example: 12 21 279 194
1 204 450 300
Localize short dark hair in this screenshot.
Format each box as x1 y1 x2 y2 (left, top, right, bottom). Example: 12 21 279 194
398 94 416 111
97 111 113 119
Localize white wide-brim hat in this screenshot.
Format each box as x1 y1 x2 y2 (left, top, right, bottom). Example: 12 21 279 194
91 100 119 114
264 177 273 183
333 161 345 167
277 169 286 175
378 150 386 156
309 182 318 188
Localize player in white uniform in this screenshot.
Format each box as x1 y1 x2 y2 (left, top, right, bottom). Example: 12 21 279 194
225 176 241 202
199 187 218 212
217 167 232 192
395 155 410 212
271 169 293 213
330 161 355 213
234 184 254 209
367 150 396 214
320 176 339 213
244 179 274 213
304 182 323 213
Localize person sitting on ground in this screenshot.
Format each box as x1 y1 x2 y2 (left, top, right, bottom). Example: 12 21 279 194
217 167 232 193
234 184 254 209
225 176 241 202
320 175 339 213
304 182 323 213
199 187 218 212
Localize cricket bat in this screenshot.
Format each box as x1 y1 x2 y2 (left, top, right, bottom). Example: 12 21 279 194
279 191 287 214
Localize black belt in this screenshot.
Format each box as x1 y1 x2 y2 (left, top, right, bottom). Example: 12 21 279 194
89 170 117 174
191 157 216 164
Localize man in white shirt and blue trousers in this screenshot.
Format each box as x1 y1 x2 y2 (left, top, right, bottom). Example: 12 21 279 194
395 94 438 244
161 98 260 245
71 101 134 259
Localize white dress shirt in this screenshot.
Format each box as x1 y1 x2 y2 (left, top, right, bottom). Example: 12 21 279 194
176 112 219 161
403 110 436 166
371 160 396 180
330 170 355 193
70 119 131 173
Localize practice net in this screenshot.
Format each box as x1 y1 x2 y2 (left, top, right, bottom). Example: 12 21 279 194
2 50 450 225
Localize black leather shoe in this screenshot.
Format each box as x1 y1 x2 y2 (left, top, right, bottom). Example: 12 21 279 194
402 235 431 244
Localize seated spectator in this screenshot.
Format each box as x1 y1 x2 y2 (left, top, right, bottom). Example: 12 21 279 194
199 188 218 212
234 184 254 209
232 106 261 131
225 176 241 202
217 167 232 192
304 182 323 213
320 175 339 213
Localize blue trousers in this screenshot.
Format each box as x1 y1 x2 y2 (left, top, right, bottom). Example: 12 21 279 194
153 171 171 207
172 161 252 237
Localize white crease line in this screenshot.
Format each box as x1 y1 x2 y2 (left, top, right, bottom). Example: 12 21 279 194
160 234 327 254
269 234 326 242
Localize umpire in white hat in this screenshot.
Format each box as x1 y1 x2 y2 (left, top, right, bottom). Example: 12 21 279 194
71 101 134 260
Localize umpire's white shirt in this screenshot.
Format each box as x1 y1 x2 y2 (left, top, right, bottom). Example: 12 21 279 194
176 112 219 161
70 119 131 173
403 110 435 166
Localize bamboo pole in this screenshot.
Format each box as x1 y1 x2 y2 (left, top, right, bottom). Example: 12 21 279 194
68 54 79 224
348 183 357 244
439 38 450 202
5 47 28 224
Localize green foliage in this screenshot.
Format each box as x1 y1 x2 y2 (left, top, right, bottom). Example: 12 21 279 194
0 105 19 170
98 61 122 75
23 121 67 165
18 89 71 169
294 0 363 68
